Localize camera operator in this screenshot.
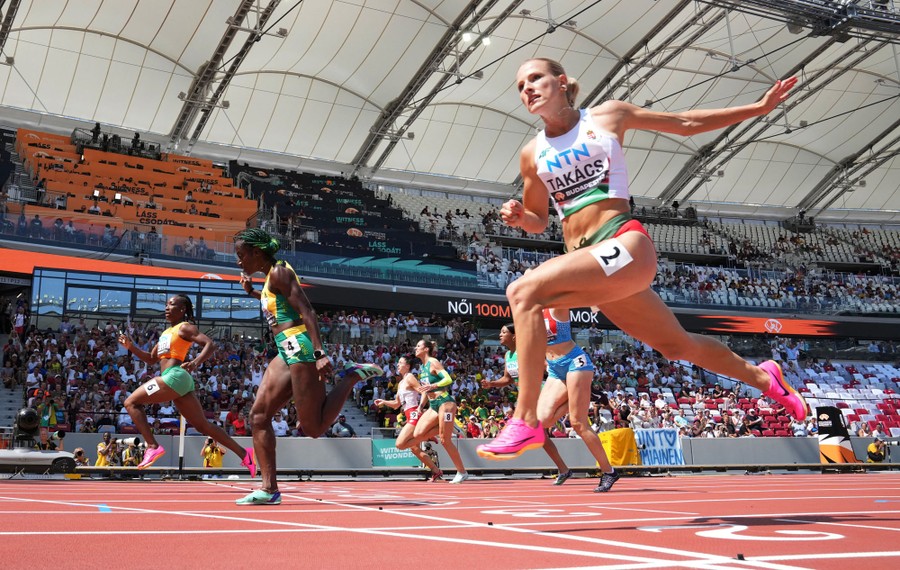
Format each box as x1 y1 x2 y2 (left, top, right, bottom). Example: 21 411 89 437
95 432 117 467
72 447 90 467
35 427 63 451
867 437 886 463
122 439 142 467
201 437 225 469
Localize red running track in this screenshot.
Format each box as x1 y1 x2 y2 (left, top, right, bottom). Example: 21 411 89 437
1 472 899 569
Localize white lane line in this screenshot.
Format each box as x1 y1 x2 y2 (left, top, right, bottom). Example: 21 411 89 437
278 491 812 570
777 517 900 533
750 551 900 562
0 493 683 566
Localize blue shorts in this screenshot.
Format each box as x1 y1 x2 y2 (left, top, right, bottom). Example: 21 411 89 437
546 346 594 382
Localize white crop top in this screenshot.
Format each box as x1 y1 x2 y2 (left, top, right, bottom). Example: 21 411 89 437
533 109 630 220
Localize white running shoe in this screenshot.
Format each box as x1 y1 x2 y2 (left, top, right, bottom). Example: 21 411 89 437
449 472 469 484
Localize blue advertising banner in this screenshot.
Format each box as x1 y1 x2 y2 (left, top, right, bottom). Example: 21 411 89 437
635 428 685 466
371 439 420 467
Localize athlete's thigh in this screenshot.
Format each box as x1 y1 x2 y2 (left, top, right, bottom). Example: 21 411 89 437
290 362 325 416
565 370 595 420
413 408 439 439
253 357 292 415
510 232 657 309
437 402 457 429
537 378 569 424
595 288 691 350
395 423 418 448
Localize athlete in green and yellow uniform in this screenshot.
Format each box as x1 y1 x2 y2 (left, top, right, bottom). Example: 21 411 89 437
412 339 469 484
234 228 382 505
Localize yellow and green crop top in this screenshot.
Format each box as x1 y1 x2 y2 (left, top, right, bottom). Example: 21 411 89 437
157 322 192 361
260 260 303 328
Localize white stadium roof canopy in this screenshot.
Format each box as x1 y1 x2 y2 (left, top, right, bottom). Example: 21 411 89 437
0 0 898 222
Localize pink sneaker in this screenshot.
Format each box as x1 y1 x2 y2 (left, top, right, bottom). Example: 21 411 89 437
760 360 810 421
138 445 165 469
476 419 544 460
241 447 257 478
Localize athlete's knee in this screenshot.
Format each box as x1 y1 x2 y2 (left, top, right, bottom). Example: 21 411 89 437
506 277 544 312
568 416 591 435
298 419 328 439
124 395 142 411
247 407 271 432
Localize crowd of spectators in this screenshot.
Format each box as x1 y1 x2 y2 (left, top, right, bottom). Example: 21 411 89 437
652 263 900 312
3 291 897 464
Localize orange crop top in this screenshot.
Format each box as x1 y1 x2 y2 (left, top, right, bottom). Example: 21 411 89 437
157 322 192 361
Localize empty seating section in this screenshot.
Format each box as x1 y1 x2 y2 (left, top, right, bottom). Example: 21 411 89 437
229 164 461 261
662 360 900 437
379 189 502 238
13 129 255 255
644 223 728 256
797 362 900 435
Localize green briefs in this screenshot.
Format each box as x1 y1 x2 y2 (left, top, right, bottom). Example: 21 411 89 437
428 392 454 412
161 366 195 397
566 213 633 252
274 325 315 365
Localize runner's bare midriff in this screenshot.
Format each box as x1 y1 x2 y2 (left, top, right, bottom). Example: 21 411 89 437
561 198 630 252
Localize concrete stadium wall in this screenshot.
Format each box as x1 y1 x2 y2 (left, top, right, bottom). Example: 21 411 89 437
61 433 884 471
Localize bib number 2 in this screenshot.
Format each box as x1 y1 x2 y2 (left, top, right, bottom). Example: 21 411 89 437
589 237 634 276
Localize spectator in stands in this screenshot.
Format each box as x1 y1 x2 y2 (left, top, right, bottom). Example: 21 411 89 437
196 236 208 259
477 59 805 460
745 408 764 432
183 236 197 257
271 411 289 437
35 178 46 206
12 305 27 337
145 195 158 210
87 200 101 215
91 122 101 143
856 422 872 438
146 227 160 253
330 414 356 437
185 190 195 203
29 214 43 239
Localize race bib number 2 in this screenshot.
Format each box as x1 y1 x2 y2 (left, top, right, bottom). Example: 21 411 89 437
589 237 634 277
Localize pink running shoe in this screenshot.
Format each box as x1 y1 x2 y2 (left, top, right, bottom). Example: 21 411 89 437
241 447 257 478
138 445 165 469
760 360 810 421
476 419 544 460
